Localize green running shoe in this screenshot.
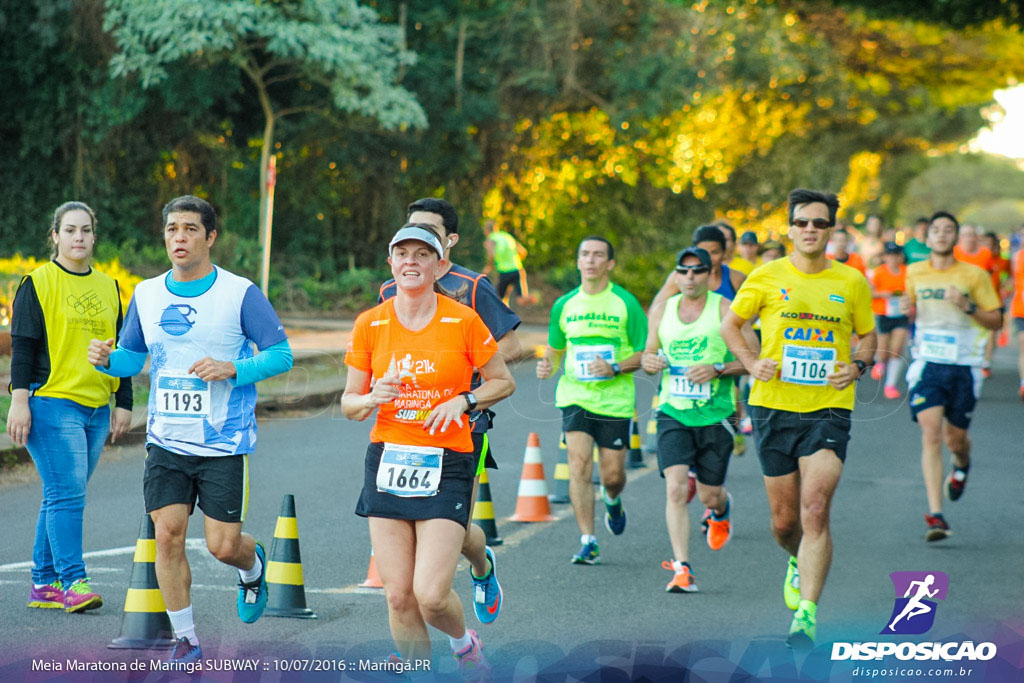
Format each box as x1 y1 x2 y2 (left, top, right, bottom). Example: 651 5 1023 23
787 608 816 650
784 556 800 611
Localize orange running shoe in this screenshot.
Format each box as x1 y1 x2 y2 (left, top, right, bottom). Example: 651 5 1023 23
870 363 884 381
705 493 733 550
883 385 901 400
662 561 698 593
981 367 992 379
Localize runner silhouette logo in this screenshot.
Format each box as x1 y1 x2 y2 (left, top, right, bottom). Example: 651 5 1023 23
881 571 948 635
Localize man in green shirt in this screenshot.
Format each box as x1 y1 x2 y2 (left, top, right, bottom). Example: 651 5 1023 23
641 247 750 593
537 237 647 565
903 217 931 264
483 220 533 307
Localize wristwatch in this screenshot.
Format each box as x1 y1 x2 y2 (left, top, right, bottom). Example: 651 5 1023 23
460 391 478 413
852 360 868 378
611 362 622 376
964 301 977 315
713 362 726 376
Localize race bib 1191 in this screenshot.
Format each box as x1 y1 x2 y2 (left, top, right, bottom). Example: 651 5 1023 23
669 366 712 400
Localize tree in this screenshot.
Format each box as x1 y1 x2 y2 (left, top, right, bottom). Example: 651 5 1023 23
103 0 427 293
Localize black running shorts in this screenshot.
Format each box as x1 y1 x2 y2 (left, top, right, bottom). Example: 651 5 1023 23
561 404 631 451
749 405 851 476
143 445 249 523
656 413 733 487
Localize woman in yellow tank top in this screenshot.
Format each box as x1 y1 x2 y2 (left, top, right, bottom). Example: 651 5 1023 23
8 202 132 613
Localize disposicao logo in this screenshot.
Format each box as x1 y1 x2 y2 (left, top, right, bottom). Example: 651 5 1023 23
831 570 997 663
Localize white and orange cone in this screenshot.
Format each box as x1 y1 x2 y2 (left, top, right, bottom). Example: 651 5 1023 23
510 432 556 522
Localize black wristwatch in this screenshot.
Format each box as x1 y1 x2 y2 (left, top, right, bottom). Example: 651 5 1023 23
964 301 977 316
611 362 622 376
713 362 726 377
852 360 868 378
460 391 478 413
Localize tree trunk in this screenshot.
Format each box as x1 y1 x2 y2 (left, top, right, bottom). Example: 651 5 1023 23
455 15 467 111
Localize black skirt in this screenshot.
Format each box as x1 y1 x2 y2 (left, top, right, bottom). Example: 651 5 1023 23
355 442 476 527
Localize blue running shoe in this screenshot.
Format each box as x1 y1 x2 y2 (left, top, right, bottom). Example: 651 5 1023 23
237 541 268 623
472 547 503 625
571 540 600 565
604 496 627 535
167 637 202 664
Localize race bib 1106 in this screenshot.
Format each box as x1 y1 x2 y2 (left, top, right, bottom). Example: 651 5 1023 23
780 345 836 386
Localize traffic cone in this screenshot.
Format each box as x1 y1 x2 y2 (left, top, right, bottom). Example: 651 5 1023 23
549 433 571 504
591 443 601 484
265 494 316 619
108 515 175 650
643 394 659 454
359 550 383 589
510 433 556 522
627 411 646 469
472 470 503 546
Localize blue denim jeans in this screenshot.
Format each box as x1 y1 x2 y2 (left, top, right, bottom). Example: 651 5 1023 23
26 396 110 585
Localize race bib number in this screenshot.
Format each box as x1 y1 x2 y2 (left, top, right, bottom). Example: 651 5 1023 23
669 366 711 400
376 443 443 497
156 372 210 418
884 296 902 318
919 331 959 364
780 345 836 386
573 344 615 382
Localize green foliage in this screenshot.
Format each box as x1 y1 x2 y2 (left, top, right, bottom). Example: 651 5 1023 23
898 154 1024 223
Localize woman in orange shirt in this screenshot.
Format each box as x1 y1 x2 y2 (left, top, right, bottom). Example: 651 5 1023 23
342 225 515 676
1010 248 1024 400
867 242 909 398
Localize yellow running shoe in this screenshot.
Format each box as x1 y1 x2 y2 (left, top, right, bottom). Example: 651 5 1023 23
787 608 816 650
784 556 800 611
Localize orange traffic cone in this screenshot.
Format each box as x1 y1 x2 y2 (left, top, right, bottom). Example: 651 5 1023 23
510 433 556 522
358 550 383 589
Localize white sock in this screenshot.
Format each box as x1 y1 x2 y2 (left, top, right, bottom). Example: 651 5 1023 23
449 630 473 653
238 551 262 584
672 559 685 573
167 605 198 646
602 489 620 505
886 358 903 387
580 534 596 545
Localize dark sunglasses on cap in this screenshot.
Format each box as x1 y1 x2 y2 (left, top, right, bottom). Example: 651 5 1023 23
792 217 832 229
675 265 710 274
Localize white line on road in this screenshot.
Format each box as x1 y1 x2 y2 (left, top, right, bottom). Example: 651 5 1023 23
0 538 208 572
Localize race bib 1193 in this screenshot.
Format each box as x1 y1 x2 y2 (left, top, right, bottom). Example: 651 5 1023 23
156 372 210 418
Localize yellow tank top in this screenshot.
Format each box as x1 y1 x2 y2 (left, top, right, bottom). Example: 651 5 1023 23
30 262 121 407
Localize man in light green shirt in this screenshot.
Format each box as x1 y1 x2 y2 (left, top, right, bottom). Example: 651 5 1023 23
483 220 533 307
537 236 647 565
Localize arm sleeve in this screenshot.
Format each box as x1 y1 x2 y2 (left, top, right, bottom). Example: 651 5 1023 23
345 314 373 372
466 313 498 370
623 292 648 353
117 297 148 354
469 275 521 341
853 274 876 335
112 282 133 410
548 295 568 349
10 276 44 391
97 348 147 378
239 285 288 350
730 272 764 321
232 339 293 387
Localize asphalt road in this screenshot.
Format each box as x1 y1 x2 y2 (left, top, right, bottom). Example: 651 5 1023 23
1 351 1022 682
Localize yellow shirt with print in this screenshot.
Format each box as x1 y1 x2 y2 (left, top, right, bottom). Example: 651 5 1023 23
729 255 758 277
730 257 875 412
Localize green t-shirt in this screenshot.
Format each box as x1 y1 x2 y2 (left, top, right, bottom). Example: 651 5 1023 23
487 230 523 272
904 238 930 264
549 282 647 418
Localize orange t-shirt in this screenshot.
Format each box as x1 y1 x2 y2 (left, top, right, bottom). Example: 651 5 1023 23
1011 251 1024 319
868 263 907 316
990 255 1010 293
827 252 866 274
953 245 993 272
346 295 497 452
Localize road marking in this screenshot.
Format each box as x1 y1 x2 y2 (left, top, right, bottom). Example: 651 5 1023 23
0 538 208 572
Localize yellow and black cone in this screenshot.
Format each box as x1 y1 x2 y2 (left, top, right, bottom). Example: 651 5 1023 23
108 514 175 650
591 443 601 485
643 393 659 455
265 494 317 619
549 433 570 504
627 410 646 469
472 470 503 546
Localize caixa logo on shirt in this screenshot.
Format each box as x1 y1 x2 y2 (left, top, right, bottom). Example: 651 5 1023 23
158 304 197 336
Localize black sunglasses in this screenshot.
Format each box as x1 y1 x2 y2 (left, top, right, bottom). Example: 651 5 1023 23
792 218 831 229
675 265 709 274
